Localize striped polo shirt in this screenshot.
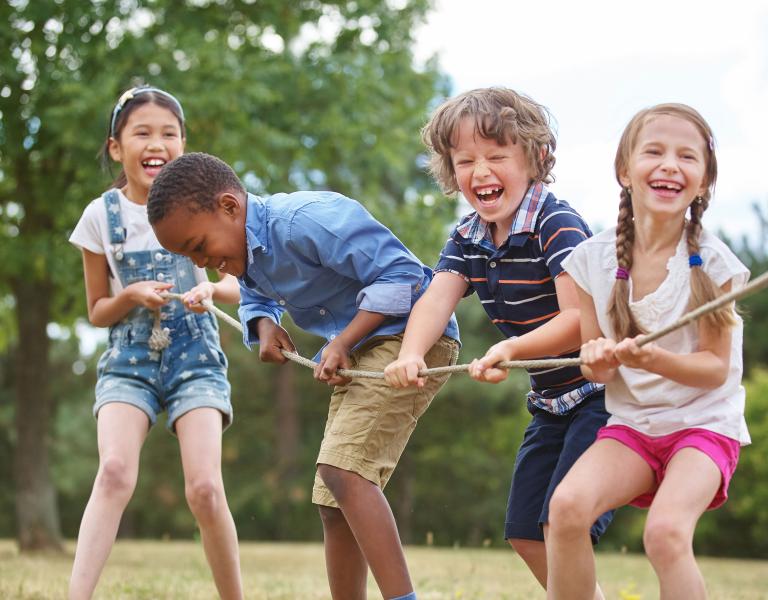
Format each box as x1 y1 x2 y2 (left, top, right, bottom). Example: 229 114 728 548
435 183 601 414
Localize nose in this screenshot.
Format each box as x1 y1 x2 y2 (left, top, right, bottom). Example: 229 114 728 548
660 152 680 173
473 159 491 177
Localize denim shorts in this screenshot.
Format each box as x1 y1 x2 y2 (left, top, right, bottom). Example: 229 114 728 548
505 388 613 544
95 311 232 432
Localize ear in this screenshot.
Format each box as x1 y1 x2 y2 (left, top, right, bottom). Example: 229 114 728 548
217 191 243 218
618 170 631 189
108 137 121 162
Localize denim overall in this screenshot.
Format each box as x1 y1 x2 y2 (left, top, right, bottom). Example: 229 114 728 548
94 190 232 431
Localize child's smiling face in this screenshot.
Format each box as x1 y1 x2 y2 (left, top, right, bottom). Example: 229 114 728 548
620 114 708 221
450 117 535 245
152 192 248 277
109 102 185 203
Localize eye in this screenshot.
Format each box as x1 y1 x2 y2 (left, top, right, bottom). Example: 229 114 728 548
192 241 204 253
490 155 506 161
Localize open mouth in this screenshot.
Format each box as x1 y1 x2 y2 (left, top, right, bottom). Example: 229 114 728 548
142 157 167 176
649 180 683 196
474 186 504 203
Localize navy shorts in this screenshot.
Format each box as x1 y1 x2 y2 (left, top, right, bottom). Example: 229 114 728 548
504 388 613 544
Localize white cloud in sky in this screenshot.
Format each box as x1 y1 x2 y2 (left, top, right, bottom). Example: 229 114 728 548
414 0 768 243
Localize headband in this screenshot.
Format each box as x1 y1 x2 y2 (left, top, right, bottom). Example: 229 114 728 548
110 86 185 137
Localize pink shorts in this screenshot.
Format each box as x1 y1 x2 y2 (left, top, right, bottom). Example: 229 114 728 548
596 425 740 509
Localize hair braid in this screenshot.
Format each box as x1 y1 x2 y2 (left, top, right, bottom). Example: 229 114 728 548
607 187 645 339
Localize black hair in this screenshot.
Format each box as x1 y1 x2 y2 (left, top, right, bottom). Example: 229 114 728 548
147 152 246 224
100 86 186 190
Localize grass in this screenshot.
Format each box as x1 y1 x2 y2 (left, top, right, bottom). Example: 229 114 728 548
1 539 767 599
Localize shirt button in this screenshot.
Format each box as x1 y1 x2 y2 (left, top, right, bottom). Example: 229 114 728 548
319 309 326 315
154 252 164 261
157 272 165 280
329 334 336 340
278 299 286 306
489 261 497 268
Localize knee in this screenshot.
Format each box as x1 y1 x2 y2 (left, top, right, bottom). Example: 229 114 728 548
643 518 691 566
317 464 353 504
509 538 544 562
547 486 594 538
185 477 224 521
96 456 137 499
317 504 345 529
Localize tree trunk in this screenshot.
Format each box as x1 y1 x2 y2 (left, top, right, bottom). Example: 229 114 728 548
11 275 63 552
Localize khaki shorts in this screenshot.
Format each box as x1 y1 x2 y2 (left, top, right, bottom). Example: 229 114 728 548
312 334 459 507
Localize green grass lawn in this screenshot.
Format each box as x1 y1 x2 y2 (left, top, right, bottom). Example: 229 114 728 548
1 539 766 599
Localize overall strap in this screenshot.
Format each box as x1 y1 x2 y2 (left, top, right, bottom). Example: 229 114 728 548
102 189 126 260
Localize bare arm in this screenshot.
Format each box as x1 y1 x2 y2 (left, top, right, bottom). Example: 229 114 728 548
315 309 387 386
613 281 734 389
469 272 582 383
384 271 467 388
82 249 171 327
575 281 619 383
182 273 241 312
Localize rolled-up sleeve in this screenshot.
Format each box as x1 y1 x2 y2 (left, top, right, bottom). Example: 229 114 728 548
237 282 285 348
290 197 426 315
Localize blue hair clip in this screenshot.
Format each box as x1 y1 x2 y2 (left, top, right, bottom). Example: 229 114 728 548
109 86 185 137
689 254 703 267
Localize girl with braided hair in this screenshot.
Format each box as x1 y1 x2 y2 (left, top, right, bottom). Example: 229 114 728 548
545 104 750 600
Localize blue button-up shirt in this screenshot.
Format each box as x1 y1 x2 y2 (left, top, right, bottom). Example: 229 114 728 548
238 191 460 359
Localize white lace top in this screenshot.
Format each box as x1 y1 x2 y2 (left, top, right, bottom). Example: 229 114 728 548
563 227 751 445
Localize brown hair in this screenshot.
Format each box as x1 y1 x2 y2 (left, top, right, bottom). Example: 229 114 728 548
421 87 556 194
608 103 736 339
99 86 186 190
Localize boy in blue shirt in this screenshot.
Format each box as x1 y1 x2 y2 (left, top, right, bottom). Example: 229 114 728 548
384 88 612 598
148 152 459 600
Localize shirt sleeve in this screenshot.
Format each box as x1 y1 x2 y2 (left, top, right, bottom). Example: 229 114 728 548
68 199 106 255
237 281 286 348
434 233 475 297
537 208 591 278
701 233 751 290
561 241 591 294
289 198 426 316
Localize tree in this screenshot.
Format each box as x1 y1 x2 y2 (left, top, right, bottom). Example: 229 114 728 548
1 0 446 551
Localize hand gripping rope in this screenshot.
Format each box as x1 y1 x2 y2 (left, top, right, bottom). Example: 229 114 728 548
162 269 768 380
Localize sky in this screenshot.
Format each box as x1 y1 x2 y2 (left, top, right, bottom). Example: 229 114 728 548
413 0 768 243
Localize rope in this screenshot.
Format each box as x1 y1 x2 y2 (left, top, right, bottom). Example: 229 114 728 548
162 269 768 380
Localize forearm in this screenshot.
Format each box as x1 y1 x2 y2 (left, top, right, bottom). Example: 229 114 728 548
88 289 139 327
211 274 241 304
507 308 581 359
398 292 455 358
641 347 729 388
336 310 387 349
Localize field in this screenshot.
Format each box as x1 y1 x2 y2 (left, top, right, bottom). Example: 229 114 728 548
1 540 767 599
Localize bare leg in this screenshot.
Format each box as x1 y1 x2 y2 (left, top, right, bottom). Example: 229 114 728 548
318 464 412 599
318 505 369 600
644 448 721 600
509 538 548 587
68 403 149 600
546 440 655 600
176 408 243 600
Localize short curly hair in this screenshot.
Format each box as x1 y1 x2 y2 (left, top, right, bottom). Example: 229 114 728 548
147 152 245 224
422 87 557 194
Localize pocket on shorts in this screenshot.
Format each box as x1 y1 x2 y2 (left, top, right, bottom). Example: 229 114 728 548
200 315 228 369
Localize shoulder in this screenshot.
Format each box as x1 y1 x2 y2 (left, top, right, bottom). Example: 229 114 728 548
565 227 617 266
698 228 750 287
537 193 591 233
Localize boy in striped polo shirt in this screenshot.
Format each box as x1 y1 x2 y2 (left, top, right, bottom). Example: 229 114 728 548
384 87 612 598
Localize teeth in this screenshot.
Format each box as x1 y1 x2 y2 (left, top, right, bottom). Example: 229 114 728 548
143 158 165 167
477 187 502 197
651 181 681 191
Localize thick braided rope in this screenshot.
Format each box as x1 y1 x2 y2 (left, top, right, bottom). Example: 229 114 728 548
164 269 768 380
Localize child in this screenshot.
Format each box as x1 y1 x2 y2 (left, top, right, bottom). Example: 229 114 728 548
384 87 612 595
68 86 243 600
547 103 750 600
146 152 460 600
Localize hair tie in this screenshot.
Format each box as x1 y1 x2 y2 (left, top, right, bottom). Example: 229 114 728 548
689 254 703 267
615 267 630 280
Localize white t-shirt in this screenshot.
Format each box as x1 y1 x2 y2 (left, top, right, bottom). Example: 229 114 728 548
563 227 751 445
68 188 208 295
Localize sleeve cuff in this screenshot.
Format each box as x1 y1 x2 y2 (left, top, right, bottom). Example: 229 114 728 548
238 306 281 348
356 283 412 316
